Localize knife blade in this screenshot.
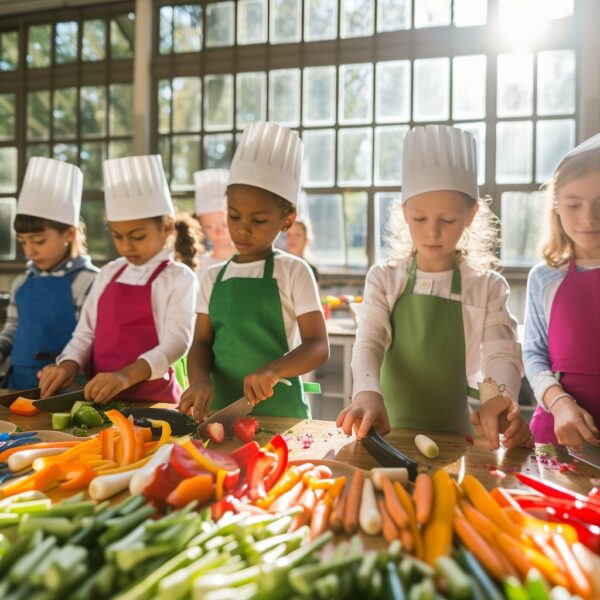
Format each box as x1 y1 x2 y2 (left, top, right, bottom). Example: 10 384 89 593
196 396 254 437
31 389 85 412
0 388 41 407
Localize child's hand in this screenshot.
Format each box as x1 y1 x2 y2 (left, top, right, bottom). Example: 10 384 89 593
84 372 129 404
551 397 599 449
179 380 213 422
243 367 279 405
38 361 78 398
336 391 390 439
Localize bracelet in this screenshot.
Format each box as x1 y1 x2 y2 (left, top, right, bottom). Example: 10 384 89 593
547 393 575 413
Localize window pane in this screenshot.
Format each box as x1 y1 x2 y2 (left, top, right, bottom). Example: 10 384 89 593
111 13 135 59
501 191 545 266
203 133 234 168
415 0 451 28
269 69 300 126
303 129 335 187
377 0 411 31
55 22 78 64
345 191 368 267
174 5 202 53
0 94 16 141
339 64 373 125
341 0 374 38
270 0 301 43
27 91 51 140
499 0 573 23
497 53 533 118
109 83 133 136
81 86 107 138
537 50 575 116
172 77 201 133
172 135 201 190
455 121 486 185
536 119 575 183
305 0 338 41
80 142 106 189
338 127 372 186
0 147 17 192
159 6 173 53
374 192 399 263
26 144 50 161
206 2 235 47
376 60 410 123
204 74 234 131
236 72 266 128
82 20 106 61
80 201 110 260
413 58 450 122
158 136 171 180
303 66 336 126
108 139 134 158
238 0 267 45
375 125 408 185
28 25 52 68
0 31 19 71
53 143 78 164
454 0 487 26
496 120 533 184
0 198 16 259
53 87 77 139
305 194 345 265
453 55 486 120
158 79 172 134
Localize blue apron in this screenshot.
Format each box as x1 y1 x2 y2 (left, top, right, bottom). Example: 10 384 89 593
7 271 78 389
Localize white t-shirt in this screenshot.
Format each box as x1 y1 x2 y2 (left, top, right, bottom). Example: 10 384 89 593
59 249 198 380
195 253 226 282
352 257 524 403
196 252 322 351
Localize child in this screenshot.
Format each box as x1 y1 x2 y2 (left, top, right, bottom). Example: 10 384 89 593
0 157 98 390
193 169 236 278
38 155 198 404
286 219 320 282
525 132 600 449
337 125 530 450
180 122 329 421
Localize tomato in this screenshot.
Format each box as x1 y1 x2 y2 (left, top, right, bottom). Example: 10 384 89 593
233 417 259 443
206 422 225 444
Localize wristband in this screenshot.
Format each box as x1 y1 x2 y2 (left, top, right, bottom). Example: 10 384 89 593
547 393 575 413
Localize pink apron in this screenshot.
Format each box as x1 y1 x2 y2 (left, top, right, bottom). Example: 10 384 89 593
90 260 181 403
530 258 600 444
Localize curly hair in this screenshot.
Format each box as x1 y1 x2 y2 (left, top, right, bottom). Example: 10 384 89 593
14 213 88 257
385 194 501 271
154 213 205 270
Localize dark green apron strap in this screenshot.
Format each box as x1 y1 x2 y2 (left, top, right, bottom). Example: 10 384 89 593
405 256 417 294
215 258 234 283
451 261 462 295
263 252 275 279
467 386 480 400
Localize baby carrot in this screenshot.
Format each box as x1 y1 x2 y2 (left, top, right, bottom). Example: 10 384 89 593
377 497 399 544
329 494 347 533
413 473 433 525
343 469 364 535
311 498 332 539
381 475 409 529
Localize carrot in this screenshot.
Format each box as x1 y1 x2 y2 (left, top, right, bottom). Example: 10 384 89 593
422 470 455 565
458 498 499 545
298 487 319 514
393 481 423 559
342 469 364 535
454 515 508 581
310 498 332 539
9 397 40 416
133 430 146 463
329 494 347 533
413 473 433 525
0 441 78 463
258 463 313 509
531 533 567 574
269 480 305 514
289 509 311 532
552 534 592 598
399 526 414 552
377 497 400 544
381 475 409 529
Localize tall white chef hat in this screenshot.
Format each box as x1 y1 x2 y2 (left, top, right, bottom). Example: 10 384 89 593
402 125 479 204
193 169 228 215
103 155 174 221
17 157 83 226
556 131 600 172
228 121 303 206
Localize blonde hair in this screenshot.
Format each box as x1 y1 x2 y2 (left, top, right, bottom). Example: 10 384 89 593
539 151 600 267
385 194 500 271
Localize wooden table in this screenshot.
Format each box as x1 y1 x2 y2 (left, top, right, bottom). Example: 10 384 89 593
2 400 598 495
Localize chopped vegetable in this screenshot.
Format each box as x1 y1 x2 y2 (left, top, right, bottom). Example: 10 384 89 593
73 406 104 428
9 398 40 417
414 434 439 459
206 423 225 445
233 417 259 443
51 412 72 430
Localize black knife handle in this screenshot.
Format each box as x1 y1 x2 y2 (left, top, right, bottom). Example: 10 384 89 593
362 428 420 481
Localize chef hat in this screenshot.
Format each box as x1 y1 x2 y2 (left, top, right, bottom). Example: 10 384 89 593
17 157 83 226
228 122 303 206
402 125 479 204
103 155 174 221
194 169 228 215
556 131 600 172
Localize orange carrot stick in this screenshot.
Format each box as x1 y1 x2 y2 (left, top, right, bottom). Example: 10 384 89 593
310 498 332 539
269 480 305 514
413 473 433 525
381 475 409 529
342 469 364 535
329 494 347 533
377 497 400 544
394 481 423 559
552 534 592 598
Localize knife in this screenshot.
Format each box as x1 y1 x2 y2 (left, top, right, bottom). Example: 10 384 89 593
196 395 254 438
30 389 86 412
0 387 42 407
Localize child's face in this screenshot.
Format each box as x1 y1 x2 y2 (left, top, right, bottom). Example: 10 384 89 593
109 218 171 266
199 210 232 249
556 170 600 259
286 222 308 257
227 184 295 263
402 190 478 271
17 226 75 271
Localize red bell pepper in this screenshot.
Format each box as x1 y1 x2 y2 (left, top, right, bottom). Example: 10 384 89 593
512 494 600 528
246 450 277 500
211 495 236 520
516 472 600 509
143 463 183 511
230 441 261 469
262 434 289 491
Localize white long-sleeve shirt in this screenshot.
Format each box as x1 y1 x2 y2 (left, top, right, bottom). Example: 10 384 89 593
58 249 198 380
352 257 523 403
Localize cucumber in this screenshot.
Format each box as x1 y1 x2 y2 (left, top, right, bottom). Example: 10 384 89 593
73 406 104 428
51 413 72 430
70 401 93 417
434 556 472 600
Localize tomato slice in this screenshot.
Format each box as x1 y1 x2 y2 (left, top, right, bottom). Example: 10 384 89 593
143 463 183 510
233 417 259 443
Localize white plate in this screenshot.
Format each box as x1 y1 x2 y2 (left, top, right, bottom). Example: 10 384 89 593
0 420 17 434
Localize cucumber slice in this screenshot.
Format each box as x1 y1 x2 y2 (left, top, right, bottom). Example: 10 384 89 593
70 400 93 417
51 412 72 430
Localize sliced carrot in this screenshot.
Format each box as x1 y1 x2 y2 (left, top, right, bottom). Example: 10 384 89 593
134 425 153 443
9 397 40 416
380 475 409 529
394 481 423 560
99 428 115 461
413 473 433 525
0 463 61 497
329 494 347 533
377 497 400 544
298 487 320 514
258 463 313 509
105 410 136 465
0 441 78 463
133 430 146 463
289 509 311 532
166 473 213 508
269 480 305 514
552 534 592 597
342 470 364 535
310 498 332 539
399 526 414 552
458 498 499 546
58 463 97 491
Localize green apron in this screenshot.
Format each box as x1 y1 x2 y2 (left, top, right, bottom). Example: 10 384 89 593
208 251 310 418
380 257 475 434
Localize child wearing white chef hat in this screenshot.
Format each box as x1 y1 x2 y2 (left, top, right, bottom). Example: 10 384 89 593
337 125 531 449
0 157 98 390
193 169 236 278
180 122 329 420
39 155 198 404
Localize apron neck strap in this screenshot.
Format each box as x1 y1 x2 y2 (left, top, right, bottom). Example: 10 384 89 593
568 256 577 274
263 252 276 279
407 256 462 294
147 260 170 285
109 263 128 284
451 261 462 295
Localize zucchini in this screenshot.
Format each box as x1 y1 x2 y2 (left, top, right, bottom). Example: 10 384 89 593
362 429 419 480
434 556 472 600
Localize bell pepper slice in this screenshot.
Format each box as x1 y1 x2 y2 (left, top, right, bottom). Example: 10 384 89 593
0 463 61 498
211 495 236 520
99 429 116 461
256 463 314 509
143 462 183 510
516 472 600 509
246 450 277 500
133 430 146 463
181 440 238 475
9 398 40 416
105 410 136 465
262 434 289 491
58 462 97 491
215 469 228 501
167 472 214 508
230 441 261 469
513 495 600 527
